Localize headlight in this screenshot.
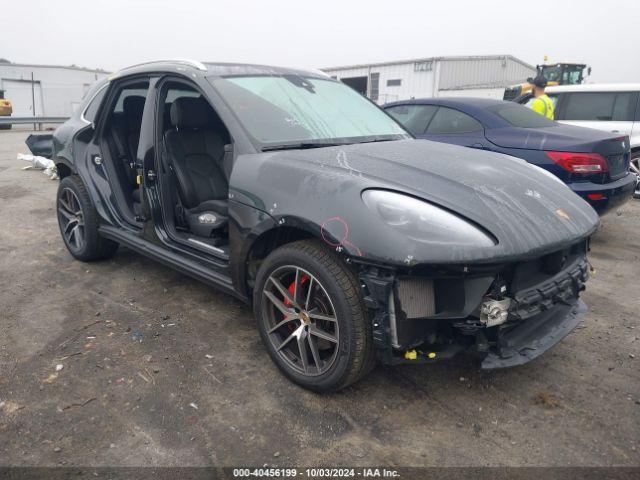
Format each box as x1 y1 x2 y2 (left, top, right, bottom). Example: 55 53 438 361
362 190 495 247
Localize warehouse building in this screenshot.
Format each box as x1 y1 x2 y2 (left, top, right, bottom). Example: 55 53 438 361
0 63 109 117
322 55 536 104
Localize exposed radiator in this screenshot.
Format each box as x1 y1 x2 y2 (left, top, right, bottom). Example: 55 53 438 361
396 277 436 318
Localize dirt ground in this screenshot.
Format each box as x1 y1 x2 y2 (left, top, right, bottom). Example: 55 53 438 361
0 129 639 468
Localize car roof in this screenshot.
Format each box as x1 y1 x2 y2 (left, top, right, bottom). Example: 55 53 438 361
384 97 507 109
546 83 640 93
383 97 519 128
110 59 329 80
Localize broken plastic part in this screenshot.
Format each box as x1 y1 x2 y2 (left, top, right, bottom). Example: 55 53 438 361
480 298 512 327
404 349 418 360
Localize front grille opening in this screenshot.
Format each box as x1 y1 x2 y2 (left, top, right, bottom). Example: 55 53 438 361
396 277 436 319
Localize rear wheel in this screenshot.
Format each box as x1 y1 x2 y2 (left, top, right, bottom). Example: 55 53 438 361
254 240 375 391
56 175 118 261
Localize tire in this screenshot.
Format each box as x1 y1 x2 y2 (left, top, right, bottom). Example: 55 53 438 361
253 239 375 391
631 157 640 199
56 175 118 261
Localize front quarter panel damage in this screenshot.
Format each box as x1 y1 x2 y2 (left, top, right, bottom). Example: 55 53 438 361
229 140 599 267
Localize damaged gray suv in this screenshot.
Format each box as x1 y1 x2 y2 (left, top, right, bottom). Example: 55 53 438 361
47 60 599 391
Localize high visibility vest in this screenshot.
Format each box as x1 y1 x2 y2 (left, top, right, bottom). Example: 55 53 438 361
530 94 555 120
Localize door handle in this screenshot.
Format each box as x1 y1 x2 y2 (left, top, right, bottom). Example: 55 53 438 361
147 170 157 181
611 130 620 133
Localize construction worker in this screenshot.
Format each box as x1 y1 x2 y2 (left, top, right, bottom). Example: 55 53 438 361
527 74 554 120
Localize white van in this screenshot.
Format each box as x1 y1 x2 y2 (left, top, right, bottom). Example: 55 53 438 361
521 84 640 195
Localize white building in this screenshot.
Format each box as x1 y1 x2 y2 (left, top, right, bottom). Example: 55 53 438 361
0 63 109 117
322 55 536 104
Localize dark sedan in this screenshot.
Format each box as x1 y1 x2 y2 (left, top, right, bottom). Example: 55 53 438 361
384 98 636 215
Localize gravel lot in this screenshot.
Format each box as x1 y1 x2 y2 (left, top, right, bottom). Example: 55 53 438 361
1 129 639 468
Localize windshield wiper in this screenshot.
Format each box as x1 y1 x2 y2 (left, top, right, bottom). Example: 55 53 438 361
357 137 405 144
261 142 344 152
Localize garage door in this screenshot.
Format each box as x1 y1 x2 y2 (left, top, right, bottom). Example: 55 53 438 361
2 79 44 116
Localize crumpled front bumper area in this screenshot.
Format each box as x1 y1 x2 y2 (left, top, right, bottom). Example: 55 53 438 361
481 298 587 369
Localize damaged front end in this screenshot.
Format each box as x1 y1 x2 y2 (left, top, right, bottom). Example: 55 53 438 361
358 239 590 368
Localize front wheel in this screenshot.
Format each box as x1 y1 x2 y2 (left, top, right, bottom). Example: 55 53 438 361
253 240 375 391
631 156 640 199
56 175 118 261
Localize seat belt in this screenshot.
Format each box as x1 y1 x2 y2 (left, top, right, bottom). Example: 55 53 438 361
110 126 138 187
160 138 188 229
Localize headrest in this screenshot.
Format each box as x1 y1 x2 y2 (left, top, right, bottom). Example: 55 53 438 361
170 97 210 129
123 96 145 130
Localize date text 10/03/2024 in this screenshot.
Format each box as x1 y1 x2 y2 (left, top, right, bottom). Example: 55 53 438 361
232 468 401 478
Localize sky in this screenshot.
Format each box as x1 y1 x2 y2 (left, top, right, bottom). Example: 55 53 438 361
3 0 639 83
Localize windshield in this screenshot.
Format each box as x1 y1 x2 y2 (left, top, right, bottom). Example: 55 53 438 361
209 75 409 148
541 65 563 83
488 104 556 128
540 65 584 85
562 66 584 85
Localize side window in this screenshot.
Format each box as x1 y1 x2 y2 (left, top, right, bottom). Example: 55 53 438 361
159 81 230 146
83 86 108 122
104 80 150 163
385 104 438 136
162 88 202 132
113 88 149 114
563 92 636 121
612 92 637 121
426 107 483 134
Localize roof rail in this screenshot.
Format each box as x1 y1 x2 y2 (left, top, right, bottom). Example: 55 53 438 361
118 59 208 73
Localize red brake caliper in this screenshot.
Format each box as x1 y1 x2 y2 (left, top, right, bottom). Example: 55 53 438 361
283 275 309 330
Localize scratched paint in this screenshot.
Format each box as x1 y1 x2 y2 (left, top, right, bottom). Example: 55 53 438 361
320 216 363 257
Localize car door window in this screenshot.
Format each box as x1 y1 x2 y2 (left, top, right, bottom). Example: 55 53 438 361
426 107 483 134
563 92 636 121
82 86 108 123
385 104 438 136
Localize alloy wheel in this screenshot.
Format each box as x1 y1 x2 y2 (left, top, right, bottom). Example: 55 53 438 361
58 187 85 252
631 158 640 197
261 265 340 376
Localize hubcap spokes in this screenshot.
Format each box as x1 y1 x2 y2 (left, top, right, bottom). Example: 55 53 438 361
58 188 85 251
263 266 339 376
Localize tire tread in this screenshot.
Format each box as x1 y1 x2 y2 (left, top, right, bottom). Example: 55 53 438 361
255 239 375 391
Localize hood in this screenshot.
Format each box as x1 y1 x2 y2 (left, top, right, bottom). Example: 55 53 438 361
485 124 624 152
231 139 599 265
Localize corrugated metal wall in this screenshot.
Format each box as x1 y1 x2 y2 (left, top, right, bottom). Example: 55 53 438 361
323 56 536 104
323 63 436 104
438 56 535 90
0 65 108 116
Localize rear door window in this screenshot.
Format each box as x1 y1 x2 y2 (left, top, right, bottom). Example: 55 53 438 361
426 107 483 134
83 86 108 122
385 104 438 136
562 92 637 121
